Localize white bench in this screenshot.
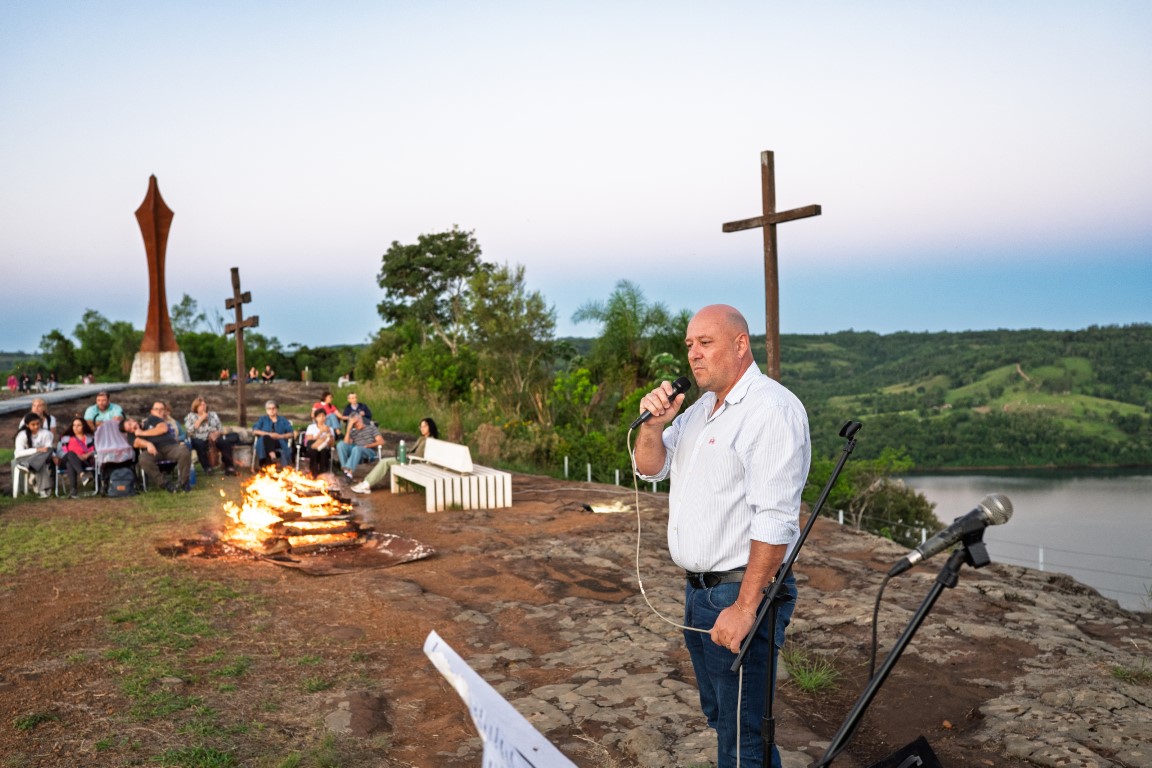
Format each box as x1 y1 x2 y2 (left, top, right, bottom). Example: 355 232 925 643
390 438 512 512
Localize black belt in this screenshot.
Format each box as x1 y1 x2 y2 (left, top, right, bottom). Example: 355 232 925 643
686 569 746 589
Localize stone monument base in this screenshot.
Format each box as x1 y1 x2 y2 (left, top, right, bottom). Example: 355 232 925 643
129 351 191 384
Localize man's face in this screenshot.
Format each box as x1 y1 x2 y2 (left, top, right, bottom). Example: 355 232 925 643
348 394 358 406
123 419 139 433
96 394 109 410
685 308 747 395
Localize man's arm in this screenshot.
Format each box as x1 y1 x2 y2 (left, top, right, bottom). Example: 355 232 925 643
632 381 686 475
133 436 158 455
135 420 169 438
710 540 786 653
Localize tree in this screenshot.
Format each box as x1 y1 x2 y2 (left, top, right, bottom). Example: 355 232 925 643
377 226 486 355
67 310 141 380
804 448 940 548
38 330 78 380
572 280 685 392
466 263 557 423
170 294 206 335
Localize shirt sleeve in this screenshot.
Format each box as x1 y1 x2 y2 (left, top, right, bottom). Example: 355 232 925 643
744 404 809 547
635 417 683 482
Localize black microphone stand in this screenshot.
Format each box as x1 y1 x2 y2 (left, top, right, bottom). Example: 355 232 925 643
812 527 994 768
731 420 862 768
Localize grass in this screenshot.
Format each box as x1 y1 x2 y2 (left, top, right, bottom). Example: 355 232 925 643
105 567 251 719
0 477 225 575
1111 659 1152 685
12 712 59 731
152 745 237 767
781 645 840 693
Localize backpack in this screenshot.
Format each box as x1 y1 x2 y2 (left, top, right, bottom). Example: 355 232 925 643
106 467 137 497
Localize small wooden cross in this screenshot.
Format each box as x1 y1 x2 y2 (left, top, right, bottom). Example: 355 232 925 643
722 150 821 381
224 267 259 426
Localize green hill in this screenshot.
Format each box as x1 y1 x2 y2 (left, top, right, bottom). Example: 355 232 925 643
767 325 1152 469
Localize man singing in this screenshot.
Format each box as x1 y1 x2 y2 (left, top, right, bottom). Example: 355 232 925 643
634 304 811 768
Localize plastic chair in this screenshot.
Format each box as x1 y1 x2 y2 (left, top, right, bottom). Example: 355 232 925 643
11 462 32 498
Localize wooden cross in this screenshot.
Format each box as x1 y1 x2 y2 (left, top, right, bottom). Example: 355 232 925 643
722 150 821 381
224 267 259 426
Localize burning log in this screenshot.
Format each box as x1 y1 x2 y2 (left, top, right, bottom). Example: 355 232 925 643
271 522 363 537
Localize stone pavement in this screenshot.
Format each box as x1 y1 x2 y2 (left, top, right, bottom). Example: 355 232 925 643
321 485 1151 768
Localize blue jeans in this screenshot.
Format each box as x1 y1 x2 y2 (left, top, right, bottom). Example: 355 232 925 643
337 442 374 472
683 572 797 768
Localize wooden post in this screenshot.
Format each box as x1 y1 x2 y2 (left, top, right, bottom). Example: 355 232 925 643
722 151 821 380
224 268 259 426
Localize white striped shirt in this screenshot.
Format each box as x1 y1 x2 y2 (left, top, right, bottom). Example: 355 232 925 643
640 365 811 573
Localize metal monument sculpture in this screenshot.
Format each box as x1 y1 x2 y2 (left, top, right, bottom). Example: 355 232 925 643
129 175 190 383
224 268 259 426
722 150 821 381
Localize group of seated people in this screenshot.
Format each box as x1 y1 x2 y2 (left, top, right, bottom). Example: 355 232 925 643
255 390 438 494
244 365 277 384
6 372 59 393
11 389 434 499
12 392 239 498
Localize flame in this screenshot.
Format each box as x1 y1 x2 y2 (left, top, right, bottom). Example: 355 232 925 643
221 465 357 551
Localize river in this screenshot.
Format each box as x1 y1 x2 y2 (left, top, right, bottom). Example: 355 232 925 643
901 472 1152 612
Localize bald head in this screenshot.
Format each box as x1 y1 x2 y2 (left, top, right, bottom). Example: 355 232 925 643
694 304 749 336
685 304 753 399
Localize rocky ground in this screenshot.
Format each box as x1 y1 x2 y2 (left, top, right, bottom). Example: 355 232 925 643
1 384 1149 767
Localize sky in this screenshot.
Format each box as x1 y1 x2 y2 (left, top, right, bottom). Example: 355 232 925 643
2 1 1150 355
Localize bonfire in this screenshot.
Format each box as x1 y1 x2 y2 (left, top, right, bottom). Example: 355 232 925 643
220 466 370 555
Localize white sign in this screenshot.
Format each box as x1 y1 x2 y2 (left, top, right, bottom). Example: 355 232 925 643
424 630 577 768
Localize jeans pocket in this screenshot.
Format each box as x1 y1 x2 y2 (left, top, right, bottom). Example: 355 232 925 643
704 581 741 612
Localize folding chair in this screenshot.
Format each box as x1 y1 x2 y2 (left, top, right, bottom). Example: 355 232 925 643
55 462 97 497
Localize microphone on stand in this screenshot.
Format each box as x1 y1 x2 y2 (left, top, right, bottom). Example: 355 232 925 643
629 377 691 429
888 494 1013 576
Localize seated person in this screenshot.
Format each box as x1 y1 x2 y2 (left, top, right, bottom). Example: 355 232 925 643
19 397 58 433
128 402 193 492
351 417 438 494
337 412 383 480
162 402 189 444
312 390 342 433
184 397 237 476
13 412 55 498
302 408 336 477
252 399 294 468
261 364 276 383
57 417 96 498
248 366 259 383
218 368 231 386
92 418 136 489
341 392 373 426
84 390 124 431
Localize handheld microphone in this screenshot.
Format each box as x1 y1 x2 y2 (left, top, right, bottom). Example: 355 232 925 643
629 377 691 429
887 494 1013 576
